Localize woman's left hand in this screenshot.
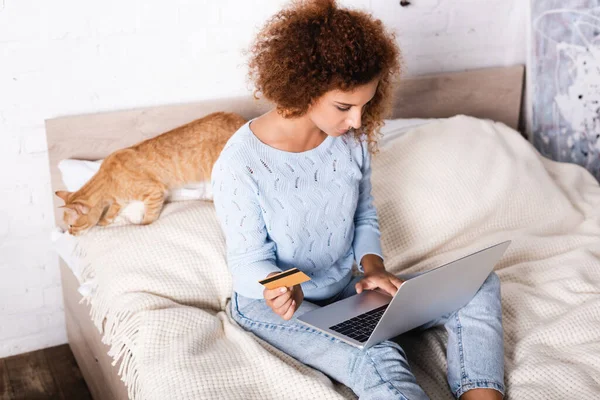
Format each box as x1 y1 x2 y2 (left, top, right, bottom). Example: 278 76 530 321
355 269 404 297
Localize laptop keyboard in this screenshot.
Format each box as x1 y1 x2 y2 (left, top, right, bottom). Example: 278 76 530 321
329 304 388 343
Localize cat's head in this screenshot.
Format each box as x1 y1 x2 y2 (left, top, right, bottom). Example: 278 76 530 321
55 190 93 236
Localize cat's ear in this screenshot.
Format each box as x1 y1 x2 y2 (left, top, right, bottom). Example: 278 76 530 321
55 190 71 202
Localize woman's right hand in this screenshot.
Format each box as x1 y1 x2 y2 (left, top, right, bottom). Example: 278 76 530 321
263 271 304 320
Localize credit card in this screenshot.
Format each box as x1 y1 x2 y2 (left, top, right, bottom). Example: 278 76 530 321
258 267 311 289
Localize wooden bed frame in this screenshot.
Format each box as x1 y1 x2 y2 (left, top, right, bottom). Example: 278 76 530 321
45 65 524 399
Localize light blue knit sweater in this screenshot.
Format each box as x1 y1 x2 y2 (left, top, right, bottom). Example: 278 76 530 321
211 119 383 300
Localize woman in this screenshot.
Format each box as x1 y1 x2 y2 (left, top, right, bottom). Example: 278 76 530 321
212 1 504 399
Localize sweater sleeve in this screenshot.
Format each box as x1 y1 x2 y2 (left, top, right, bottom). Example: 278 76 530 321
352 140 384 273
212 159 282 299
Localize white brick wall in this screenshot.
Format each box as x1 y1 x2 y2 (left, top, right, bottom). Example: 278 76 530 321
0 0 527 358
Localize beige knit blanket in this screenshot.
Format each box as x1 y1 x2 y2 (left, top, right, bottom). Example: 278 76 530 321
72 115 600 399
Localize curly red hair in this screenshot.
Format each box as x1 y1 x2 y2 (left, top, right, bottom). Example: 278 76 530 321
247 0 402 152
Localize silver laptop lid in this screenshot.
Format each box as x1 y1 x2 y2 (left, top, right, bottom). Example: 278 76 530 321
363 240 511 349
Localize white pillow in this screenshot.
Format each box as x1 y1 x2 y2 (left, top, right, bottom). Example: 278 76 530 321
379 118 440 147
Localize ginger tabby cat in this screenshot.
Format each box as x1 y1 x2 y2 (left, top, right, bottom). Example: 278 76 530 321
55 111 246 235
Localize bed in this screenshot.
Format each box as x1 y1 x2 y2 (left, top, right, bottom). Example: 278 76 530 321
44 65 600 399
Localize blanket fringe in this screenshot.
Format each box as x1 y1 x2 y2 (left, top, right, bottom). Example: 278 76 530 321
80 278 145 400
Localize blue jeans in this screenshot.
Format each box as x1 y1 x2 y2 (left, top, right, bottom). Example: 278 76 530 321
230 272 505 399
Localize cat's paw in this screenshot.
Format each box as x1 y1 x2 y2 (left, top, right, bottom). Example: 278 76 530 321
117 201 145 225
97 218 114 226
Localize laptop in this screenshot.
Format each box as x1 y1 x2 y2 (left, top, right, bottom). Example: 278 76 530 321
298 240 511 350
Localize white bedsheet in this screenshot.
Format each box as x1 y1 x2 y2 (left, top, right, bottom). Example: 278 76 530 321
52 116 600 399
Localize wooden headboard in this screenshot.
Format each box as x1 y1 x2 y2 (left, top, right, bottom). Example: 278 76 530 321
45 65 524 228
